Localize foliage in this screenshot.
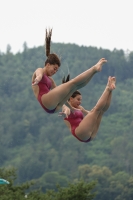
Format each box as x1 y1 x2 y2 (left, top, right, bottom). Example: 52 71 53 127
78 164 133 200
0 167 96 200
0 43 133 199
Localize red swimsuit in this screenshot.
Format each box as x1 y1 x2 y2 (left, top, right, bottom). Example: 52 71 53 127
37 74 56 114
64 110 91 143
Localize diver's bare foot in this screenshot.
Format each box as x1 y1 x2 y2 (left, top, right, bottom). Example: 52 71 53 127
107 76 116 91
94 58 107 72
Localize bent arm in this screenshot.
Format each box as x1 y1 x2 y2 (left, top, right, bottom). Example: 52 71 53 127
80 106 90 115
59 104 70 118
65 101 76 113
32 68 43 85
60 102 76 118
35 68 43 77
60 103 75 118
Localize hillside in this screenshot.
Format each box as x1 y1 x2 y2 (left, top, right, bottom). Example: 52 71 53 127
0 43 133 199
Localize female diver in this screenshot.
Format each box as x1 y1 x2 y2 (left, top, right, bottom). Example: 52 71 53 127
32 29 107 114
59 76 116 142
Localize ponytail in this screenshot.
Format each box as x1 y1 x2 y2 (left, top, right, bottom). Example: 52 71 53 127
62 74 81 100
45 28 52 57
62 74 70 84
44 28 61 67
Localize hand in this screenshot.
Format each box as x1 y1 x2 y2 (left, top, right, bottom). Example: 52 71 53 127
32 78 39 86
58 111 67 118
32 75 42 86
58 108 71 119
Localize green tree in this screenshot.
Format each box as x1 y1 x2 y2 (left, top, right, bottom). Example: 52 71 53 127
0 167 96 200
36 180 96 200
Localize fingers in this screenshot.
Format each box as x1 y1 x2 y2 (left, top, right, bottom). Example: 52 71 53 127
58 112 63 116
32 78 39 86
58 111 70 118
32 82 37 86
58 112 66 118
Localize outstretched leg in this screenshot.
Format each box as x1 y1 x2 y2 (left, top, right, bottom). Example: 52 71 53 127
90 89 113 139
41 58 107 111
75 77 116 141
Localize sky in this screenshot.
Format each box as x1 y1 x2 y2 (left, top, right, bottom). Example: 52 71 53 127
0 0 133 54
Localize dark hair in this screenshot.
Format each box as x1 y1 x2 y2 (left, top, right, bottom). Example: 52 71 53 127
45 29 61 67
62 74 70 84
70 90 81 99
